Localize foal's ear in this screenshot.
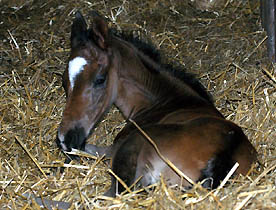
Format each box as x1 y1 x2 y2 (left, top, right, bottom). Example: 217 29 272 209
89 11 110 50
71 11 87 48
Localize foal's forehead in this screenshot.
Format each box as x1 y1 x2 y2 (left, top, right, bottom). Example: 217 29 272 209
68 56 88 88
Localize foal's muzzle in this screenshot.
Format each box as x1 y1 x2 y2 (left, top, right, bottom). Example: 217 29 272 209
56 127 87 152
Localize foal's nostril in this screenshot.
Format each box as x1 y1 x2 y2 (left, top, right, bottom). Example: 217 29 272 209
63 127 87 151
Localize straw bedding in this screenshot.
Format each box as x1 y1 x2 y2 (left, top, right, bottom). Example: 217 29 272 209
0 0 275 209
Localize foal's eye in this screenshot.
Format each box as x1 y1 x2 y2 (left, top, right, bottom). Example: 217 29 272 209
93 74 106 88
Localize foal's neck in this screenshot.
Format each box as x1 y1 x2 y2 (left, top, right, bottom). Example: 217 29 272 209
113 38 207 119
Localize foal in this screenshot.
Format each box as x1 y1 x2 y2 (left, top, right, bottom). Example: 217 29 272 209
56 11 256 197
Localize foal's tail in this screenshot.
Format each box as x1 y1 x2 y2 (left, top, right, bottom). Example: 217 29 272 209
84 144 113 158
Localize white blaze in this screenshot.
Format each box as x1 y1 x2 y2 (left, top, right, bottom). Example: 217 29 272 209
68 57 87 88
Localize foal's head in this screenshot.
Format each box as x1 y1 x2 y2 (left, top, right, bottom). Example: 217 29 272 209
57 12 118 151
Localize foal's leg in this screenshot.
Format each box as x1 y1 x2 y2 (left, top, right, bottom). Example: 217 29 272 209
23 193 71 210
85 144 113 158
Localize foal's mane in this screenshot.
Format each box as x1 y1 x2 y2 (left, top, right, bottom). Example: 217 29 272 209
112 31 213 104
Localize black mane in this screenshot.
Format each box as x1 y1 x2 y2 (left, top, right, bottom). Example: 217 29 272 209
112 30 213 104
111 30 161 63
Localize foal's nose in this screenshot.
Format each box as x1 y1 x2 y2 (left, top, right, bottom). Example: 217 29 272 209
56 127 86 152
